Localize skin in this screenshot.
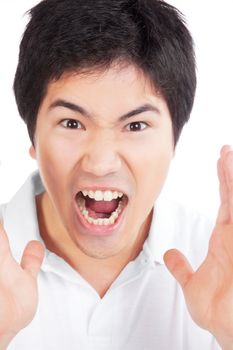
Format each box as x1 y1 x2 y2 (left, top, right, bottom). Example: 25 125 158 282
30 63 174 295
1 64 233 349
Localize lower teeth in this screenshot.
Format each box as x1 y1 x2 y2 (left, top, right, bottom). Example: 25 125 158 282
77 197 123 226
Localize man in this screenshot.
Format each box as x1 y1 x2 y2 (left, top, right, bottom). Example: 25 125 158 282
1 0 233 349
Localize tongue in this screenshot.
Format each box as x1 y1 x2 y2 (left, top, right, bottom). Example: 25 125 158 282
85 198 119 214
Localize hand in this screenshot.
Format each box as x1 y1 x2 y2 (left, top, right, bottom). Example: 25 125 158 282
164 145 233 350
0 223 44 347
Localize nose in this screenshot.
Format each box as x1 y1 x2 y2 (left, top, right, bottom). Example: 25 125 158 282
81 132 122 177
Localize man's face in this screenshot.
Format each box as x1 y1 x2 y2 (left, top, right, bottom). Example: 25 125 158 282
31 64 174 259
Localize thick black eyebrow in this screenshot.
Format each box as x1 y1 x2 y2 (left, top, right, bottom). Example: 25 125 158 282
119 104 160 121
49 99 161 121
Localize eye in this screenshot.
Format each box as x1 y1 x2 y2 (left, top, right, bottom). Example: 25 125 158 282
60 119 83 129
125 121 148 132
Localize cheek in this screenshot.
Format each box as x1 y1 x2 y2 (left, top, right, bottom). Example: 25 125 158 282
146 150 172 188
35 137 83 203
138 148 172 192
126 131 173 212
36 136 81 177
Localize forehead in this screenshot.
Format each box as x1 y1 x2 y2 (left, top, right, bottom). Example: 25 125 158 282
48 63 156 95
40 63 168 117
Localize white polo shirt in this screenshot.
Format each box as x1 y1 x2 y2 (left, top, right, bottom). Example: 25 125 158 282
0 172 220 350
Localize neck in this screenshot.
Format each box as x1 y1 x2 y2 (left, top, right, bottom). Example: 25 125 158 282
36 192 151 298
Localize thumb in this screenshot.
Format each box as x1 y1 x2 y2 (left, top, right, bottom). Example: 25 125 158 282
164 249 194 289
21 241 45 278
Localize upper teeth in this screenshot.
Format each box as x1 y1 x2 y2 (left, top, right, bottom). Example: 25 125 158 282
82 190 123 201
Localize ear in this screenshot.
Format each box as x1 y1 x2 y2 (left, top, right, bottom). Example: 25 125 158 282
29 145 36 160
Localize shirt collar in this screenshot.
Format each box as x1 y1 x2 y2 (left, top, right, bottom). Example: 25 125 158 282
145 198 179 265
3 171 45 260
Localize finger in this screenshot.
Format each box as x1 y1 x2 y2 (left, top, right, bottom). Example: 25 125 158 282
163 249 194 289
218 157 228 205
216 146 233 224
217 157 230 223
21 241 45 279
223 149 233 222
220 145 232 157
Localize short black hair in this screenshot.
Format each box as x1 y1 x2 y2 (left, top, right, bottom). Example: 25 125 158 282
13 0 196 145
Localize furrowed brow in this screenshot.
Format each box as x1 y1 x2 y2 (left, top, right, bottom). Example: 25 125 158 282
49 99 160 121
119 103 161 121
49 99 92 119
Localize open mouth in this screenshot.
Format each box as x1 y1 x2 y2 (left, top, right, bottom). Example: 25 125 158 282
76 189 128 227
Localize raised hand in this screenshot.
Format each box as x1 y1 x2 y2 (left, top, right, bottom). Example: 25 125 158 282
0 223 44 348
164 145 233 350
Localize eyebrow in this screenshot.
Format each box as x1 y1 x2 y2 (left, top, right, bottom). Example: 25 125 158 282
48 99 161 121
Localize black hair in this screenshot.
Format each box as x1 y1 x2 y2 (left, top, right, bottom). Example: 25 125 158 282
13 0 196 145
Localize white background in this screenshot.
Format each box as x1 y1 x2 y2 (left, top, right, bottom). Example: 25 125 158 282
0 1 232 218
